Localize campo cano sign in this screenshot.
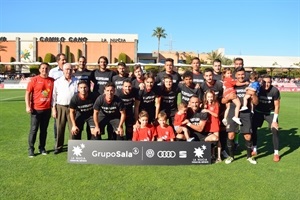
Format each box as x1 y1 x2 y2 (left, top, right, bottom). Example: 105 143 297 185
68 140 211 165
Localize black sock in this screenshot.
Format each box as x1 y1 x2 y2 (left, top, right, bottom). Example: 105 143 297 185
227 139 234 158
245 140 252 158
271 127 279 151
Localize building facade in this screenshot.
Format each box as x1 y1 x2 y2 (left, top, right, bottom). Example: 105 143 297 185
0 33 138 63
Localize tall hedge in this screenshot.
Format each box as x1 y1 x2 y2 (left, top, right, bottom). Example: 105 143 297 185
77 49 82 61
44 53 55 63
118 53 127 63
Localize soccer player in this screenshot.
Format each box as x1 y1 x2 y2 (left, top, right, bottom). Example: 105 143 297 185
185 96 209 141
92 82 126 140
73 56 96 139
73 56 96 92
93 56 116 96
112 62 131 91
252 75 281 162
116 80 136 140
25 62 54 157
155 58 182 88
201 67 228 159
221 67 259 164
69 80 97 140
178 70 203 105
191 57 204 86
212 59 223 81
157 74 180 127
135 72 160 123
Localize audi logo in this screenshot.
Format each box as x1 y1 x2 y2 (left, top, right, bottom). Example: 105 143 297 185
157 151 176 158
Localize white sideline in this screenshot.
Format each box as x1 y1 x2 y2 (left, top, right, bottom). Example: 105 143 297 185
0 96 24 101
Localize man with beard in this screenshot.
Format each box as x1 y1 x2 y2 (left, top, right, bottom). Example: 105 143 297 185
69 80 97 140
201 67 228 158
221 67 258 164
112 62 131 92
116 80 136 140
251 75 281 162
73 56 96 140
92 82 126 140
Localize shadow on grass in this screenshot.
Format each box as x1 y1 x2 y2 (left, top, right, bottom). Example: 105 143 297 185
255 127 299 160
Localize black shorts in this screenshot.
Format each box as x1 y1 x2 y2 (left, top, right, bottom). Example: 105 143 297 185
226 111 252 134
252 112 275 129
76 116 94 130
98 117 120 134
190 131 209 141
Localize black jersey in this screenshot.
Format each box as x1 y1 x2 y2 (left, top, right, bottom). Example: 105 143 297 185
137 88 158 113
155 71 182 87
115 89 135 115
157 86 180 117
178 83 203 105
201 81 224 103
255 85 280 114
93 94 125 119
132 78 143 90
112 75 132 91
229 84 251 113
69 92 97 119
93 69 117 95
193 72 204 85
187 109 208 133
213 73 222 81
73 69 95 90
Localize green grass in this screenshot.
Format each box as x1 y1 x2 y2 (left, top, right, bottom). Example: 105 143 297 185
0 90 299 200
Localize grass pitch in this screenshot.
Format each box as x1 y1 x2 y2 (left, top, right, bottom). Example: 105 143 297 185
0 90 299 199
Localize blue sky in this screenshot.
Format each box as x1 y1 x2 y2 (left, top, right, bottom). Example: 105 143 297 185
0 0 299 56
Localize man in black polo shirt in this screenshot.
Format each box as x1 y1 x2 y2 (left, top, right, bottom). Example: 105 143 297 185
92 82 126 140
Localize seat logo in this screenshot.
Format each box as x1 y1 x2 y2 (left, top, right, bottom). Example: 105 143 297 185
157 151 176 158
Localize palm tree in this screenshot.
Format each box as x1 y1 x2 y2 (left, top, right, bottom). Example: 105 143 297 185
207 50 223 63
152 27 167 63
207 50 233 65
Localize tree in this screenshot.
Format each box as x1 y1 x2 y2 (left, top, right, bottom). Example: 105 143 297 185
118 53 127 63
207 50 233 65
207 50 223 63
152 27 167 63
44 53 55 63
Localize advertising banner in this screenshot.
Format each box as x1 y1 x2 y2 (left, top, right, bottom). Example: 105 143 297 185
68 140 211 165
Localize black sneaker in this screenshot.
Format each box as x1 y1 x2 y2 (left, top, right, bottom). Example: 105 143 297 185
54 149 62 154
28 149 35 158
39 149 47 155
